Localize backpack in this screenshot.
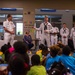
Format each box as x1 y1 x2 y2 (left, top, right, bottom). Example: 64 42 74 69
48 61 70 75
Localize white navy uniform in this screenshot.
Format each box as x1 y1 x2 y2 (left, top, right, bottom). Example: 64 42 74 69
36 30 42 45
3 19 15 46
50 27 59 46
60 27 69 45
35 22 52 47
70 27 75 49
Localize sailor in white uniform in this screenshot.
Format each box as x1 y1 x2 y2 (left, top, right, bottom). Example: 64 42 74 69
70 24 75 49
34 23 42 45
3 14 15 46
34 16 52 47
50 24 59 46
60 23 69 45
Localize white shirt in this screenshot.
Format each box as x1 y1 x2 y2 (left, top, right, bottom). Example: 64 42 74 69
3 19 15 34
70 27 75 37
36 30 42 39
50 27 59 36
60 27 69 37
35 22 52 35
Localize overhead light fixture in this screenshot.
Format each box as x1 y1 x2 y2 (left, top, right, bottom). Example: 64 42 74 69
40 8 56 12
0 8 16 11
65 10 70 12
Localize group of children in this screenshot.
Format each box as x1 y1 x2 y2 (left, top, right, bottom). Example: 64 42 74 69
36 43 75 75
0 41 75 75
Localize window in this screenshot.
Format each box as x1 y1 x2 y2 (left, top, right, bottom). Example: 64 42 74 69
16 23 23 35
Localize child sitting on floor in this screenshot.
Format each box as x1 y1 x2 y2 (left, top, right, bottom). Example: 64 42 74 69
46 45 61 71
27 54 46 75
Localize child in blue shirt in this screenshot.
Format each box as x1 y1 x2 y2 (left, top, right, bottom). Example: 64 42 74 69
46 45 60 70
60 45 75 75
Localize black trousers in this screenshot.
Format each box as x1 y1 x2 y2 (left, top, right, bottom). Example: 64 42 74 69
28 43 34 50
